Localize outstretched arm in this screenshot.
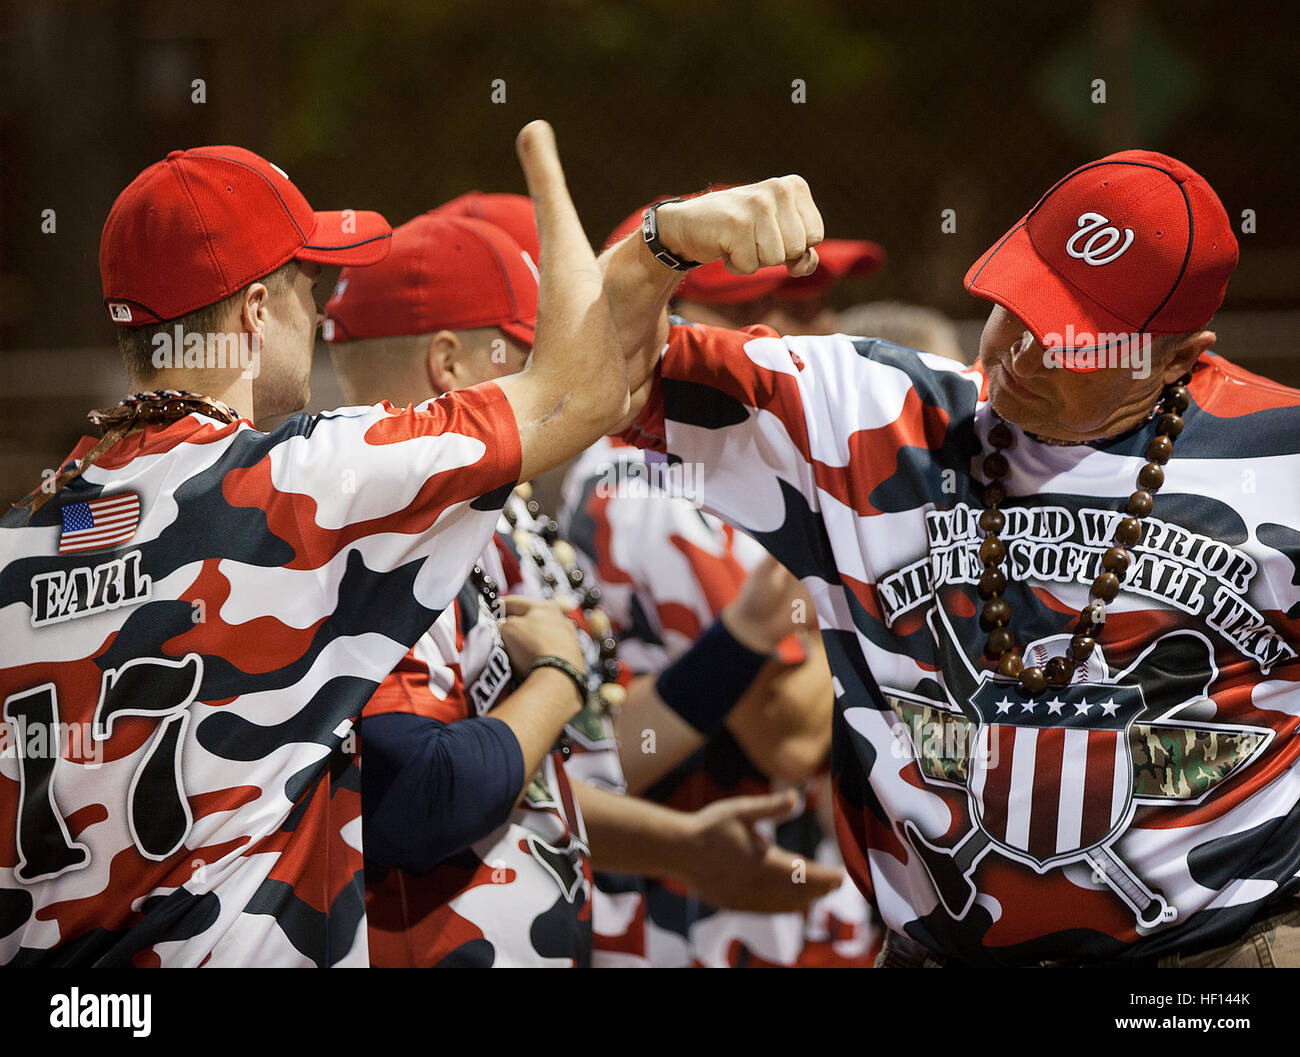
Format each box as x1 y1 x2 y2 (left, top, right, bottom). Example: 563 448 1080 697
494 121 627 483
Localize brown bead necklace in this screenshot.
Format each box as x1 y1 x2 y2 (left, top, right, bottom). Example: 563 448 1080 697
15 389 240 518
976 374 1192 695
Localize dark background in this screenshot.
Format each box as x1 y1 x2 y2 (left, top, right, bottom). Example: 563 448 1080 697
3 0 1298 499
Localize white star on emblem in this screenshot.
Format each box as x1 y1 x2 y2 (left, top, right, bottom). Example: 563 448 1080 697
1020 700 1037 713
1099 698 1120 717
1074 698 1092 716
995 696 1015 714
1046 697 1066 715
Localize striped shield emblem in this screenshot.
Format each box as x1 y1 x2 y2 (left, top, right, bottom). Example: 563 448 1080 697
966 680 1145 869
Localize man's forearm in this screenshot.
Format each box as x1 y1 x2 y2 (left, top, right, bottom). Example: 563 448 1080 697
613 673 705 796
597 229 677 421
491 667 584 793
573 781 696 878
725 639 835 786
496 122 628 481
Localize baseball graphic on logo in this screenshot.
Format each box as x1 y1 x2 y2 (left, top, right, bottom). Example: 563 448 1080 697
1022 633 1107 683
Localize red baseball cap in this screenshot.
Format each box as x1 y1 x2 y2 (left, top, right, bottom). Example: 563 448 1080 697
322 212 538 347
100 146 391 326
433 191 540 264
605 197 884 305
965 149 1238 365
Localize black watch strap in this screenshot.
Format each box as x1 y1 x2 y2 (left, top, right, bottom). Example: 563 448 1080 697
642 198 701 272
529 655 589 707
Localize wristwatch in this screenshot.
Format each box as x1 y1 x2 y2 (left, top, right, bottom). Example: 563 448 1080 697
641 198 701 271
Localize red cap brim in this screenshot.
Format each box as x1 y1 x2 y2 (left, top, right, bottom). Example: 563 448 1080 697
499 318 536 348
965 221 1135 371
296 210 392 266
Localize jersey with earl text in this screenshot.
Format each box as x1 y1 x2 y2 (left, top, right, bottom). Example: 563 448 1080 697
619 320 1300 964
0 387 519 966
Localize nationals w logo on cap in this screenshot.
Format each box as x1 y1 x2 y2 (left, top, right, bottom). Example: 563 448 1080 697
965 149 1239 364
1065 212 1135 267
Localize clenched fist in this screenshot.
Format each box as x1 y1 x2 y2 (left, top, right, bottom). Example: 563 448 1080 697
654 177 825 277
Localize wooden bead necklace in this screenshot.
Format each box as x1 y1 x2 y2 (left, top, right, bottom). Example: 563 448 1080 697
977 375 1192 694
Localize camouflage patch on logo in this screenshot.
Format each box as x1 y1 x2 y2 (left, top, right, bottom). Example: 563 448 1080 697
890 699 974 785
522 772 558 809
1131 724 1269 800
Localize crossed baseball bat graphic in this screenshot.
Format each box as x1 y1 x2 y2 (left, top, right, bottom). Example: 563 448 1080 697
900 602 1186 930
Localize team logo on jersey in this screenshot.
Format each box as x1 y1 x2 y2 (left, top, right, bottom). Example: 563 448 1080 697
468 641 511 716
886 608 1272 932
30 549 152 628
1066 212 1135 266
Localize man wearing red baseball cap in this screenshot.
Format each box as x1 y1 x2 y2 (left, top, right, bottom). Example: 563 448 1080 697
433 190 542 264
4 122 816 967
324 208 842 967
607 196 884 336
326 212 539 395
611 150 1300 967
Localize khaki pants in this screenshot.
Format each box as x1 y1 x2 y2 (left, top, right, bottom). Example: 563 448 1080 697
877 901 1300 968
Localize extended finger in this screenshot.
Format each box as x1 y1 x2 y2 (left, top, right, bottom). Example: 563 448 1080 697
723 789 800 825
766 846 843 898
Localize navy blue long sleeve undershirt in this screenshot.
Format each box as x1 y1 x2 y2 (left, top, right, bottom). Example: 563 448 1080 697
360 712 525 875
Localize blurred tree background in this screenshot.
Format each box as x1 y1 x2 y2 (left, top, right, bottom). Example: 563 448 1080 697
2 0 1298 496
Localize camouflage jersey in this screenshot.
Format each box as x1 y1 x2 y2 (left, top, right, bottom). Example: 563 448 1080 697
0 388 520 965
619 320 1300 965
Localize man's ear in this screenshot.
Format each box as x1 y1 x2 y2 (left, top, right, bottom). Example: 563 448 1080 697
1162 330 1216 383
425 331 463 396
239 280 271 337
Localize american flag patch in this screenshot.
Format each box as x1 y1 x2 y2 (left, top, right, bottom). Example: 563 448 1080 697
59 493 141 554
